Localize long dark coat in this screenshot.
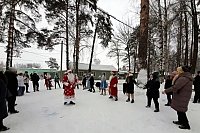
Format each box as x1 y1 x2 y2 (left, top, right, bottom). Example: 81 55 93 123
0 79 8 120
145 78 160 98
89 76 94 86
164 79 173 95
4 71 18 96
165 72 193 112
193 75 200 92
126 76 137 94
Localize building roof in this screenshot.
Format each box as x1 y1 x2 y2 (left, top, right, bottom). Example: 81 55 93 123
69 63 117 71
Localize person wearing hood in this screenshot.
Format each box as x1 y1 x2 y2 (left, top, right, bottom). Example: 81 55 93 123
163 66 193 130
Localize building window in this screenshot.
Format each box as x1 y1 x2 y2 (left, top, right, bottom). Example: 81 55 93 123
79 71 84 77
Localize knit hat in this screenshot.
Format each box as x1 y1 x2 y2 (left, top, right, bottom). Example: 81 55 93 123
182 66 191 72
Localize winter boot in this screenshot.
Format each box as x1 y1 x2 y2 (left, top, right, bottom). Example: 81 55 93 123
0 126 10 131
154 108 159 112
179 125 190 130
109 96 113 99
131 99 134 103
165 103 170 106
69 101 75 105
145 105 151 108
126 98 130 102
115 97 118 101
173 121 182 125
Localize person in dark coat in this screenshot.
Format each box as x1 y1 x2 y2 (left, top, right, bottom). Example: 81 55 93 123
89 74 95 93
163 66 193 130
4 67 19 114
31 72 40 92
193 71 200 103
54 73 61 89
145 73 160 112
164 75 173 106
125 73 137 103
82 75 87 90
0 69 10 131
24 71 30 93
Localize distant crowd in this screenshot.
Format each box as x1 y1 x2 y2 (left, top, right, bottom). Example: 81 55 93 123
0 67 63 131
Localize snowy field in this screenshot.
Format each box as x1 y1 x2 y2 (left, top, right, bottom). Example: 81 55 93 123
3 79 200 133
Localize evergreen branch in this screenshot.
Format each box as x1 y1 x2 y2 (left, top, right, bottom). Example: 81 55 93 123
15 9 36 26
14 19 38 33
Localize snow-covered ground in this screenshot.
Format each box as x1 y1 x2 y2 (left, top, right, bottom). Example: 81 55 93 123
3 80 200 133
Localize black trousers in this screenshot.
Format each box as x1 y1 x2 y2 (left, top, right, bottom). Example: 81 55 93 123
55 81 61 89
33 82 39 91
147 96 159 109
89 85 95 92
82 83 86 89
166 93 172 104
24 83 29 92
177 111 189 126
193 90 200 103
7 96 16 112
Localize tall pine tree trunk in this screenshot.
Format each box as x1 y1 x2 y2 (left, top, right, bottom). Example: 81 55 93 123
139 0 149 69
158 0 164 73
6 0 15 70
88 21 99 73
190 23 193 66
0 2 3 42
191 0 198 73
177 1 183 67
117 51 120 72
66 0 69 70
75 0 80 74
184 9 189 65
163 0 168 73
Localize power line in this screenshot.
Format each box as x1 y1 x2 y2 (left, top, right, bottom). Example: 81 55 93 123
86 0 134 29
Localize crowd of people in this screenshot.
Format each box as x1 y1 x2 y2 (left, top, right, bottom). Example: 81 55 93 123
71 65 199 130
0 67 62 131
1 65 200 131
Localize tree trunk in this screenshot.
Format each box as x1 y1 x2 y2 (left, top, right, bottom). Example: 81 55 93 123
66 0 69 70
127 45 130 71
0 2 3 42
190 24 193 66
184 9 189 66
191 0 198 73
163 0 168 73
177 3 183 67
139 0 149 69
158 0 164 73
75 0 80 74
88 21 99 73
117 52 120 72
6 0 15 70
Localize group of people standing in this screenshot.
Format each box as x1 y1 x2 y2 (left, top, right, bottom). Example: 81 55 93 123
144 66 194 130
0 67 20 131
0 67 43 131
63 65 198 130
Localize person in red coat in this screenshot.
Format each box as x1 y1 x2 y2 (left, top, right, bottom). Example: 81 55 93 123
109 71 118 101
63 70 76 105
